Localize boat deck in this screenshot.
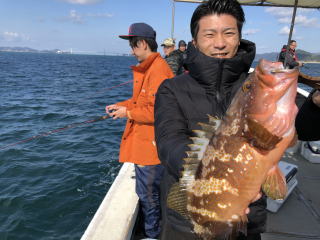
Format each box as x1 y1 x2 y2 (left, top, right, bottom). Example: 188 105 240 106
262 149 320 240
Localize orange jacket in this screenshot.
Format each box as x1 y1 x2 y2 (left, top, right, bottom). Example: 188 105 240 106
117 52 174 165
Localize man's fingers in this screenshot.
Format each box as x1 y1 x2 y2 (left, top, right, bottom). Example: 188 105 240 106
245 208 250 215
252 192 262 202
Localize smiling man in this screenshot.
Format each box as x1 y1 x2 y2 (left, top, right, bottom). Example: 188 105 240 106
155 0 266 239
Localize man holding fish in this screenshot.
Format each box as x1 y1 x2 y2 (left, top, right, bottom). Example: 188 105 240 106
155 0 299 239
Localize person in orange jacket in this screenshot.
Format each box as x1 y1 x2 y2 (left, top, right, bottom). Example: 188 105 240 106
105 22 174 239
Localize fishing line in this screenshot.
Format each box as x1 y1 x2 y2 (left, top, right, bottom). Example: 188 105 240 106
84 79 133 100
1 80 134 151
0 115 110 151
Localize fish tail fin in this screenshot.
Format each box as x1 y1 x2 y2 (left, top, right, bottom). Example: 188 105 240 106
167 182 189 219
262 165 287 200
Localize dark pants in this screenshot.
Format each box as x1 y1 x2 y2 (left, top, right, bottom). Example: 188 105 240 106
135 164 164 238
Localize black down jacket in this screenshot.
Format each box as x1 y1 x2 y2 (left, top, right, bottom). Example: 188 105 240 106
155 39 267 239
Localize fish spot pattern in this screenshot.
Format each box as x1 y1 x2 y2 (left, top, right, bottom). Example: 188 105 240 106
201 165 216 178
222 117 241 136
202 140 233 167
191 177 239 197
187 205 217 219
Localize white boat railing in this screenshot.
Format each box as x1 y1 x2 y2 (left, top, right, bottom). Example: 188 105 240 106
81 162 139 240
297 87 309 98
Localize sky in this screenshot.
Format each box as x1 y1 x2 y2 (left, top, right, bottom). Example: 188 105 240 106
0 0 320 55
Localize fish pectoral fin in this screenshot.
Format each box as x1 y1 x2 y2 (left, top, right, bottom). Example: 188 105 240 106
246 118 282 151
262 165 287 200
167 182 189 219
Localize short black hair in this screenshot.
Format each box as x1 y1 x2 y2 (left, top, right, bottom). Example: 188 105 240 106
190 0 245 40
290 40 296 44
129 36 158 52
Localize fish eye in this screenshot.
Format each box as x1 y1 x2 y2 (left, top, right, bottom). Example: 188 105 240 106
242 81 251 92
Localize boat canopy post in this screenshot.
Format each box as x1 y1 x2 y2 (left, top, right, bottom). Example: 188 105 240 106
283 0 298 68
171 0 176 39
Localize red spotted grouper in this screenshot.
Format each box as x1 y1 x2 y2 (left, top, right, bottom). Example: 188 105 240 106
167 59 299 240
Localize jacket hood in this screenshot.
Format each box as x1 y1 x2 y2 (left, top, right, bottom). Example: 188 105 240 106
281 45 295 53
184 39 255 93
131 52 161 73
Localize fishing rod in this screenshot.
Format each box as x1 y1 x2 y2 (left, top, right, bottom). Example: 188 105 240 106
1 79 134 151
0 115 110 151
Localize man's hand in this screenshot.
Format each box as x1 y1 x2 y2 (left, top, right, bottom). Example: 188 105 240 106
312 90 320 107
105 105 128 119
298 61 304 67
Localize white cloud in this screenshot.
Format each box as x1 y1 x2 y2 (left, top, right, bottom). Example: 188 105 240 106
265 7 319 27
57 10 84 24
243 28 260 35
69 9 84 23
86 12 113 18
265 7 293 17
0 31 30 42
60 0 103 4
265 7 315 17
58 10 113 24
278 15 318 27
278 26 297 35
295 36 304 40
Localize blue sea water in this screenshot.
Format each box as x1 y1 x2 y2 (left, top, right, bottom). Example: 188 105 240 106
0 52 135 240
0 52 319 240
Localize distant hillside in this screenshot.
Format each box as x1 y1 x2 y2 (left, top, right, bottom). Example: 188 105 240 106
255 52 278 62
0 46 63 54
296 49 320 62
255 49 320 62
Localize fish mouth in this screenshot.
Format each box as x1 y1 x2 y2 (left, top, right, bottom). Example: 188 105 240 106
270 68 291 73
258 60 298 88
248 59 299 138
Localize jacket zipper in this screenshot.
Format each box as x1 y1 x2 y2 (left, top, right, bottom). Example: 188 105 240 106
215 59 224 105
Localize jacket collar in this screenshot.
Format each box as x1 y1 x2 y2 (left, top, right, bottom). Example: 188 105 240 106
184 39 255 90
131 52 160 73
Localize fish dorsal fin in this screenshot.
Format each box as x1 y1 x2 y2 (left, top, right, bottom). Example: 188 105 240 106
198 115 221 139
166 115 221 218
207 114 221 126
